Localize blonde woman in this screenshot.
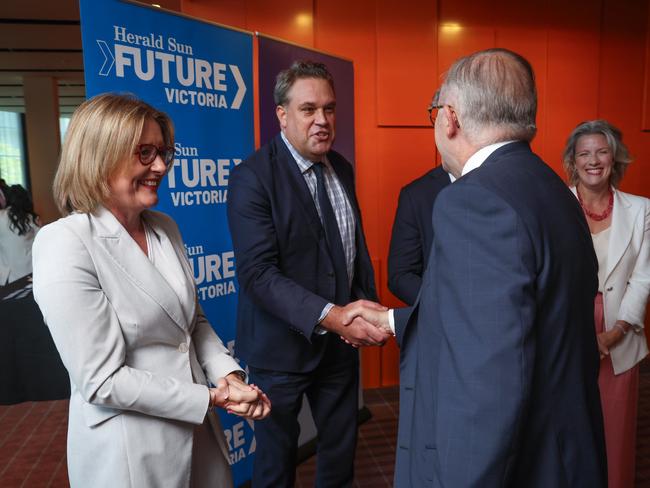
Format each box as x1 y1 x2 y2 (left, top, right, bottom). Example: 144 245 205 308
563 119 650 488
33 93 270 488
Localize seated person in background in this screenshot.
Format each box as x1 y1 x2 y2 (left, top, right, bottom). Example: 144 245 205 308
32 93 270 488
563 119 650 488
0 184 40 285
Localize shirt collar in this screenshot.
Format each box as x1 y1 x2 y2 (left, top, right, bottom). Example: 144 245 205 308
280 131 329 174
461 140 516 176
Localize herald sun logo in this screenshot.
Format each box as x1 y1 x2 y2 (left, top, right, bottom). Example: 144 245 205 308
96 25 246 110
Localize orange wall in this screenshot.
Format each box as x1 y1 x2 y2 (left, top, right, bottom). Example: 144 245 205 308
181 0 650 387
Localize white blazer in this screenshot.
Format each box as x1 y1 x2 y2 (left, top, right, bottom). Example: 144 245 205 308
32 206 241 487
572 187 650 374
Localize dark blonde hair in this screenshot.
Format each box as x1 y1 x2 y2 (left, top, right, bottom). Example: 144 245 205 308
54 93 174 214
562 119 631 188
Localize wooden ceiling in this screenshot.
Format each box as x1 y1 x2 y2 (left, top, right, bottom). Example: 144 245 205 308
0 0 84 116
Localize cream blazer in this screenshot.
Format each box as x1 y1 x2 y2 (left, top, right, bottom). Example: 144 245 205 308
572 187 650 374
32 206 242 487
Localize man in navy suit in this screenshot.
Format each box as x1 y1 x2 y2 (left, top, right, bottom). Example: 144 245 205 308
350 49 606 487
388 163 451 305
227 61 389 487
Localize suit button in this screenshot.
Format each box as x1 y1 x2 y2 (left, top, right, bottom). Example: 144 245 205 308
327 272 334 277
178 342 189 353
606 286 613 292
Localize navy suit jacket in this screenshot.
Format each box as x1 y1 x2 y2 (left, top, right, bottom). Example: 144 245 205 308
388 165 451 305
393 142 606 487
227 134 377 373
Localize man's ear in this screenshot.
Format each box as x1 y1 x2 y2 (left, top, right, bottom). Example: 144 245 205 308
451 111 460 129
276 105 287 129
443 106 460 137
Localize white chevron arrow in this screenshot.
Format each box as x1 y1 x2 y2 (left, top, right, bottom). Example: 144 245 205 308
229 64 246 110
96 40 115 76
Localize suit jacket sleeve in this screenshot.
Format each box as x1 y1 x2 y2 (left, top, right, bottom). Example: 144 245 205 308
433 183 536 485
192 304 246 382
388 187 424 305
227 163 329 338
393 306 415 348
32 222 209 425
618 199 650 328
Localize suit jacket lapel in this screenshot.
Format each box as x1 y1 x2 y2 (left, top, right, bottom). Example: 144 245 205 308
606 190 635 279
144 211 197 325
274 136 323 241
275 136 364 271
329 156 358 216
91 206 189 331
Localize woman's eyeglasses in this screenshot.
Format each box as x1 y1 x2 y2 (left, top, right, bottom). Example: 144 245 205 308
135 144 175 167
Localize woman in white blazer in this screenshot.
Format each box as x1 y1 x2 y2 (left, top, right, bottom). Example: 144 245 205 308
32 94 270 488
563 120 650 488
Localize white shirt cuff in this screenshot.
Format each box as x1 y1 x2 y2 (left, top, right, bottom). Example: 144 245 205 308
315 303 335 335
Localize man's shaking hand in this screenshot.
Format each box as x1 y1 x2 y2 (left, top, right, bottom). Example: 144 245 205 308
321 300 392 347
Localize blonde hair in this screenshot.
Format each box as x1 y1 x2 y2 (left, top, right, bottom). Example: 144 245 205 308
562 119 631 188
54 93 174 214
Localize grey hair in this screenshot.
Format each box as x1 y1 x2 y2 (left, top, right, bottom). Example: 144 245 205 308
273 60 335 106
440 48 537 145
562 119 631 188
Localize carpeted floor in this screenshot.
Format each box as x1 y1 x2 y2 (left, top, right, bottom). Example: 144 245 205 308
2 363 649 487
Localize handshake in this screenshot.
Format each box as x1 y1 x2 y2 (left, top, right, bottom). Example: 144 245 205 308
321 299 393 348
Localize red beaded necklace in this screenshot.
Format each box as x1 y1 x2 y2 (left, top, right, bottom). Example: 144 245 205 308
577 186 613 221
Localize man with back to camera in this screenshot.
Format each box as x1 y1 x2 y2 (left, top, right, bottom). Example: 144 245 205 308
387 156 451 304
347 48 607 487
227 60 390 487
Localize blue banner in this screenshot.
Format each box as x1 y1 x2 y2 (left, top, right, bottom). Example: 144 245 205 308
79 1 255 484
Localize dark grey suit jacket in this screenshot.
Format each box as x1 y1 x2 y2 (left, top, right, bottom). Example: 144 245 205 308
393 142 606 488
227 134 377 373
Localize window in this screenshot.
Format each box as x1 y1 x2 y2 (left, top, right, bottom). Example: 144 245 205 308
59 116 71 143
0 111 27 187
